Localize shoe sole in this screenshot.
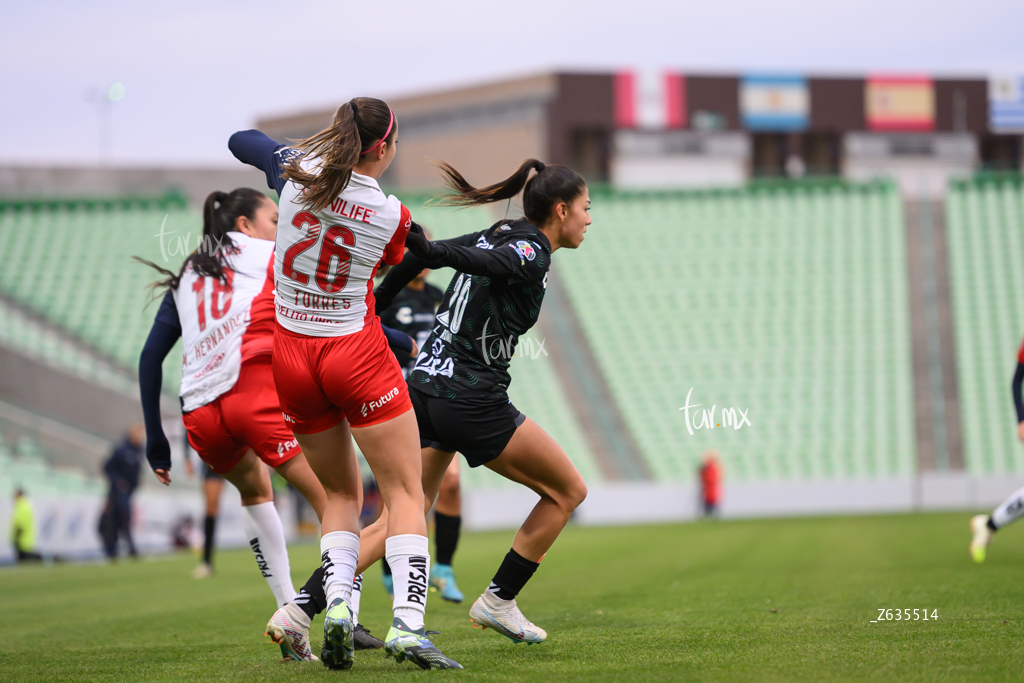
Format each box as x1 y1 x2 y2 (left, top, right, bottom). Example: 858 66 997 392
386 641 461 670
321 616 354 670
265 622 316 662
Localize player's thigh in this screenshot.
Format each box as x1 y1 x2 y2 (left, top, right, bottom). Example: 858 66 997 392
350 409 423 506
292 420 361 498
485 417 587 505
222 450 275 504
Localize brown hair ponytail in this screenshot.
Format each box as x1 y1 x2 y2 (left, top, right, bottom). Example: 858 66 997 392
436 159 586 226
282 97 396 213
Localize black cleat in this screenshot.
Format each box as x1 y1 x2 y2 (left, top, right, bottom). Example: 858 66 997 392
354 623 384 650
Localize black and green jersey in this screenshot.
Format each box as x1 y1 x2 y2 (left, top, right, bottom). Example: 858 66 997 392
375 218 551 400
380 282 444 372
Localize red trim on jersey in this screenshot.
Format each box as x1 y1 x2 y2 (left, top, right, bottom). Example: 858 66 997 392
1017 336 1024 365
384 204 412 265
240 253 276 362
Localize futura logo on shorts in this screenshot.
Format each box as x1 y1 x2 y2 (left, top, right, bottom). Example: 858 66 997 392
361 387 400 417
277 437 298 455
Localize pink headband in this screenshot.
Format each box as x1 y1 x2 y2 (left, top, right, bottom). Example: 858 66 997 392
360 109 394 155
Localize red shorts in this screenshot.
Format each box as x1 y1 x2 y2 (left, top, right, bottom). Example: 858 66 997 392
182 358 302 474
272 321 412 433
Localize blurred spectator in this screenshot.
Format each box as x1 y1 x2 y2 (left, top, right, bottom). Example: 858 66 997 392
699 451 722 518
11 488 42 562
99 424 144 559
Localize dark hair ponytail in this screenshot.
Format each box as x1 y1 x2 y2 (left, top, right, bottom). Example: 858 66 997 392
137 187 269 292
282 97 396 213
436 159 586 225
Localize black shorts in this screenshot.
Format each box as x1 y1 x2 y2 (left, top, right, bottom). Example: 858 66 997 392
409 388 526 468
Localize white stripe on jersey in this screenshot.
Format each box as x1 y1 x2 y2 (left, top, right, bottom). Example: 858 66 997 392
274 171 408 337
174 232 275 412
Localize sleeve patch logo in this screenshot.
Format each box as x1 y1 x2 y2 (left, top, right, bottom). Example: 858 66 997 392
511 240 537 261
475 235 495 250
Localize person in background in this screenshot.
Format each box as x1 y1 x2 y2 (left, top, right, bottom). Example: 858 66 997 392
699 451 722 518
101 424 144 559
11 488 42 562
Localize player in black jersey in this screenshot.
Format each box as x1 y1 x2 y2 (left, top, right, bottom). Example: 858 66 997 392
358 158 591 644
379 266 465 603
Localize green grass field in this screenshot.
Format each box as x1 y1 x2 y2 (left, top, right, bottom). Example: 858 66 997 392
3 512 1024 682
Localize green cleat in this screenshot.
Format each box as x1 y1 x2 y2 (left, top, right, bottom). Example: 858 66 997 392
320 599 354 670
384 618 463 670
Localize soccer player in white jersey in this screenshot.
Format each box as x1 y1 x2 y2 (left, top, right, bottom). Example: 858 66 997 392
138 188 329 661
229 98 461 671
970 336 1024 562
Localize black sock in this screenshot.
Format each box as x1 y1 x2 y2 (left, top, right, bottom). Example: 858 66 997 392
434 512 461 566
294 566 326 619
203 515 216 566
382 558 392 576
987 516 999 532
488 549 539 601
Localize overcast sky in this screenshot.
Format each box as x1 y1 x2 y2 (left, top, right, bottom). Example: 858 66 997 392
2 0 1021 166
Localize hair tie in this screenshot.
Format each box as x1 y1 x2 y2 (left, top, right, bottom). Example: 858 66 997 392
360 109 395 156
350 100 359 118
535 161 546 172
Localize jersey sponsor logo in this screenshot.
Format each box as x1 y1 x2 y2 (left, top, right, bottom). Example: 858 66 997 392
513 240 536 261
361 387 400 417
475 235 495 250
282 412 297 424
396 306 414 325
250 538 272 577
277 437 299 455
406 555 428 606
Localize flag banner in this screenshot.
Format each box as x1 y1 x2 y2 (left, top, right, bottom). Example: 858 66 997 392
990 75 1024 133
739 75 809 131
614 70 686 130
866 76 935 131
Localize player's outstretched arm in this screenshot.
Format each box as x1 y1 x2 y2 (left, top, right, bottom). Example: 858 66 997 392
228 129 294 195
407 229 541 280
138 292 182 481
373 226 481 313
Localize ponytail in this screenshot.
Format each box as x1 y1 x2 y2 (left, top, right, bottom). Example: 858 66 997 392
436 159 586 226
136 187 268 292
282 97 396 213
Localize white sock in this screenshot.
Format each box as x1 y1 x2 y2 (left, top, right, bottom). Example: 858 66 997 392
321 531 360 606
350 573 363 625
241 502 296 607
991 486 1024 528
386 534 429 631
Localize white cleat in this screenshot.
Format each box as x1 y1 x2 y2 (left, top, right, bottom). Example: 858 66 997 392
191 563 213 579
265 607 318 662
469 592 547 644
970 514 992 563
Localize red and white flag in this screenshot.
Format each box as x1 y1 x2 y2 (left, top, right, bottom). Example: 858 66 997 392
615 70 686 130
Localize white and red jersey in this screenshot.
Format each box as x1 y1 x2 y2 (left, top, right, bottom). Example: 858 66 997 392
274 170 411 337
173 232 276 412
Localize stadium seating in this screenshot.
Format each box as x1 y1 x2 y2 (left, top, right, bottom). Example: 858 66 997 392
555 181 917 482
946 175 1024 475
0 196 189 395
0 424 104 498
399 195 604 488
0 298 137 395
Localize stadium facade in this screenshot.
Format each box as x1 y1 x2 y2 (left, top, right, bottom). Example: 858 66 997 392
258 71 1023 197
